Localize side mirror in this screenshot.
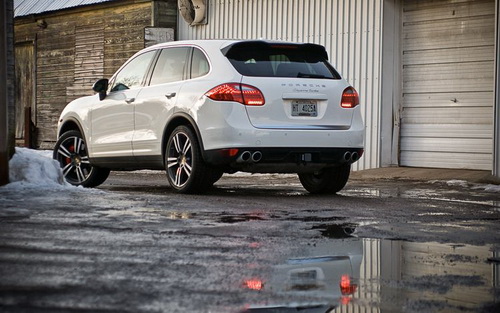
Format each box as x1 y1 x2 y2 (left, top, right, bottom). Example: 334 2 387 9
92 79 109 101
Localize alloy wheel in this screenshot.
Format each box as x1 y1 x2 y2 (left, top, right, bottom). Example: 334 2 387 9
55 135 93 185
167 131 193 188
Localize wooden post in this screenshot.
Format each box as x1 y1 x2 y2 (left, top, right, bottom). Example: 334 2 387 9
0 0 10 185
24 107 32 148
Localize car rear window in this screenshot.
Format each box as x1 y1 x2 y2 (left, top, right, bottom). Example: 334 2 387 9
223 41 341 79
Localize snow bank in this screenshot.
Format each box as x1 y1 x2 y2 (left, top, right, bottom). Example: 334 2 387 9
472 184 500 192
1 147 71 190
429 179 500 193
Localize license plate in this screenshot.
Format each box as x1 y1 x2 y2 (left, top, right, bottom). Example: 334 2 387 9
290 270 318 281
292 100 317 117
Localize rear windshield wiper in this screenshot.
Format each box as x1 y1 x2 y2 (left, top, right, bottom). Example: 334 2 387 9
297 72 327 79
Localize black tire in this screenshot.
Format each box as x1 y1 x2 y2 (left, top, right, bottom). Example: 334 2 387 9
165 125 214 193
53 130 110 187
209 169 224 185
298 164 351 194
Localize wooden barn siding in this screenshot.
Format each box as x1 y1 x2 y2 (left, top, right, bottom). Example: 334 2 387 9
153 0 178 30
14 1 177 149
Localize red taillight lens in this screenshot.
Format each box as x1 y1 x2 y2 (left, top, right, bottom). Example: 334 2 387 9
340 274 357 295
240 84 266 106
341 87 359 108
206 83 265 106
244 279 263 290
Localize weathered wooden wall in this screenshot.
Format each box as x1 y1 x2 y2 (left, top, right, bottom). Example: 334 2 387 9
14 42 34 140
14 0 176 149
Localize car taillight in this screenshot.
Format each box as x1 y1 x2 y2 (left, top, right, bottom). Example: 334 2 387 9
341 87 359 108
244 279 263 290
340 274 357 295
206 83 265 106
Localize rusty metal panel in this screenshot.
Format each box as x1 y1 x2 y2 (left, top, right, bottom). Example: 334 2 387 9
178 0 384 171
14 0 116 17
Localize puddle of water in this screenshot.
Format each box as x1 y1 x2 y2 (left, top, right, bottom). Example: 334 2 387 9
241 238 499 312
97 207 199 225
311 223 357 239
287 216 346 223
219 215 266 224
342 186 500 208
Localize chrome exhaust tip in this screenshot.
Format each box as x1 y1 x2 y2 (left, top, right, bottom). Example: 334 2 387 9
351 152 359 162
343 152 352 162
251 151 262 163
236 151 252 163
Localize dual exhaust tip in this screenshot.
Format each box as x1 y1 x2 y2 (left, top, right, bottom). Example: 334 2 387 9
236 151 262 163
343 151 360 163
236 150 359 164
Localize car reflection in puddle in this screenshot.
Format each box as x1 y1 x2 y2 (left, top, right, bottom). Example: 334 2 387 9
240 238 499 313
241 239 362 312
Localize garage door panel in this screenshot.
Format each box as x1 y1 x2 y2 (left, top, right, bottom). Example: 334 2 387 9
401 107 493 125
403 80 492 94
404 0 487 11
403 92 493 108
404 0 493 23
403 46 494 66
401 124 492 139
400 151 492 170
403 16 495 51
403 62 494 94
400 137 492 154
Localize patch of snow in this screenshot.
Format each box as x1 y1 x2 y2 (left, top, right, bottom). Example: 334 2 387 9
1 147 73 190
472 184 500 193
134 170 165 174
227 172 296 178
429 179 500 193
445 180 470 188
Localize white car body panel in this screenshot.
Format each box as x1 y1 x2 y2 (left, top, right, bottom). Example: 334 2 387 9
90 88 140 157
132 81 185 156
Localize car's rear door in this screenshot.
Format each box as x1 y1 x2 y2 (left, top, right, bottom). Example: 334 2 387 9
132 47 191 158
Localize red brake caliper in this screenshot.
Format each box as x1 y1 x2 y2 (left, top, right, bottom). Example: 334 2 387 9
66 145 74 164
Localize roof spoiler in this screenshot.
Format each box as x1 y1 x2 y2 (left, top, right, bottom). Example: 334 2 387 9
221 41 329 61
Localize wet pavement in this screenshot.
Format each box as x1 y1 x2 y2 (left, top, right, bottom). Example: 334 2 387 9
0 171 499 312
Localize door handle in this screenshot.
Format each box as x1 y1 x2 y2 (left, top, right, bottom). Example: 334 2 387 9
125 98 135 104
165 92 177 99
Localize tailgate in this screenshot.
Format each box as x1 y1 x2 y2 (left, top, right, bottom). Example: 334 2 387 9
241 76 353 130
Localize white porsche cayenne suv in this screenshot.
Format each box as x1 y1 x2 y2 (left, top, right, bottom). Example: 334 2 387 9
53 40 364 194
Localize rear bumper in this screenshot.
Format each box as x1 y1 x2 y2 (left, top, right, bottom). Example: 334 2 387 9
204 147 364 173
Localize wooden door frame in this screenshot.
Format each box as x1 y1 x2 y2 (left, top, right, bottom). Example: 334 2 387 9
14 39 36 147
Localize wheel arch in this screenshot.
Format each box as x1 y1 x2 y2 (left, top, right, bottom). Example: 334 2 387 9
162 113 206 164
58 118 85 139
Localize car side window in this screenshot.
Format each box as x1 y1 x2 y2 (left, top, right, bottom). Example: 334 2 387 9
191 48 210 78
150 47 190 85
110 51 156 92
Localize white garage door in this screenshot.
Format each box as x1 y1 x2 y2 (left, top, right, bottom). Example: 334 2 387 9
401 0 495 170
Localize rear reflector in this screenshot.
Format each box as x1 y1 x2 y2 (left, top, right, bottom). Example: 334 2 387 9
341 87 359 108
206 83 265 106
219 148 239 157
